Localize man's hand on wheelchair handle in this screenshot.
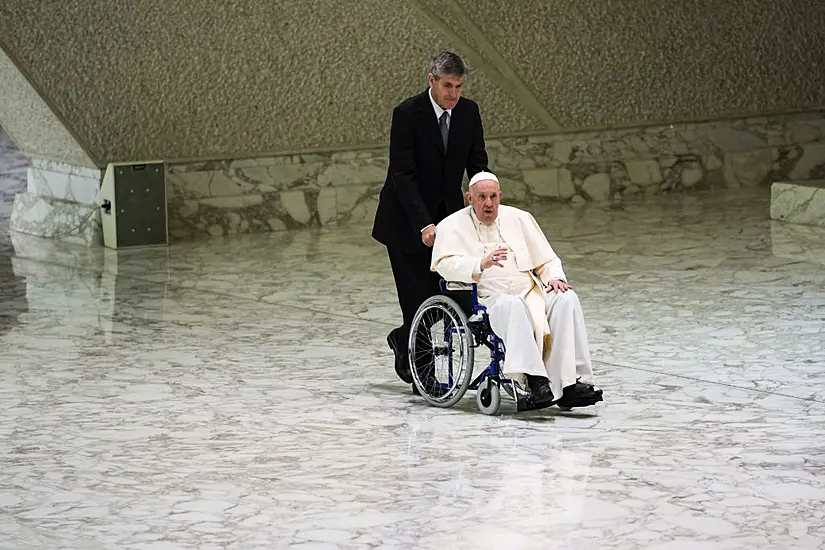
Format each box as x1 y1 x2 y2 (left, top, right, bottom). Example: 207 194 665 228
421 225 436 247
480 248 508 271
546 279 572 293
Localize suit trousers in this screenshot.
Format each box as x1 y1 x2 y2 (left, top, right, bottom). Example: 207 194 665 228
387 246 443 355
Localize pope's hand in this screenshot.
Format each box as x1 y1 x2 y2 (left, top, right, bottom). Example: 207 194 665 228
481 248 508 270
422 225 436 247
546 279 572 293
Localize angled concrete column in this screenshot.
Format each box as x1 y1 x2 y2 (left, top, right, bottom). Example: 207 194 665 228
1 45 102 246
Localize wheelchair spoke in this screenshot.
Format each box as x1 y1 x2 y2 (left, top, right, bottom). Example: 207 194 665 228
408 295 475 407
411 302 471 401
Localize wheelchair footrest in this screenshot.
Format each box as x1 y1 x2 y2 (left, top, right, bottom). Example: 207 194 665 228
516 395 556 412
516 389 604 412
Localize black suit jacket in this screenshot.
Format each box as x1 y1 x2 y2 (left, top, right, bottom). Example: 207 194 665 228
372 89 488 252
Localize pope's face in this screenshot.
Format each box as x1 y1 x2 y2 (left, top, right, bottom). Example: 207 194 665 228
466 179 501 224
428 73 464 111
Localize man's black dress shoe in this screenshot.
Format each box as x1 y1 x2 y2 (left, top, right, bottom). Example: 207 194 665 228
555 381 604 408
525 374 554 404
387 328 413 383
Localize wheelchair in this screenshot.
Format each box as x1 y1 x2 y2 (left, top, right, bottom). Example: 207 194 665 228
407 280 584 415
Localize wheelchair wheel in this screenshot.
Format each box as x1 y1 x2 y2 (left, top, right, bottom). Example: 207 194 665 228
408 295 474 409
476 377 501 416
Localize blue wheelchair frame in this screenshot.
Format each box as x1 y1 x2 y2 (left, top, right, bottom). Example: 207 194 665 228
434 279 551 412
437 279 507 388
414 279 600 413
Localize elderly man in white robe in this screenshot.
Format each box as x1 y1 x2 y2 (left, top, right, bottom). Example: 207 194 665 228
430 171 603 408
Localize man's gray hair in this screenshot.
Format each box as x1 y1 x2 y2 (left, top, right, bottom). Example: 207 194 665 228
429 52 469 80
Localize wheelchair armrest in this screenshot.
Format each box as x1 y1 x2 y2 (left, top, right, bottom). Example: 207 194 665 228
439 279 479 316
443 281 475 292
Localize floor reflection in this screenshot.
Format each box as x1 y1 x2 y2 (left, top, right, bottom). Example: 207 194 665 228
1 133 825 548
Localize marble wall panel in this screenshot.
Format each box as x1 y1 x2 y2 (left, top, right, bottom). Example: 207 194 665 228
7 114 825 244
9 192 102 246
166 187 343 241
0 128 29 224
164 152 387 239
770 181 825 228
26 159 101 204
335 183 382 226
5 153 103 246
160 113 825 240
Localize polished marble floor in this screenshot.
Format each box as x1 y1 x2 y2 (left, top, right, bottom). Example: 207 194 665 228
2 140 825 548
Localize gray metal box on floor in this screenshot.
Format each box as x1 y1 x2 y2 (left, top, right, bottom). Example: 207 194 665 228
100 161 168 249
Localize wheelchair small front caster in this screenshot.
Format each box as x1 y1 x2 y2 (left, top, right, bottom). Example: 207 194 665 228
476 377 501 416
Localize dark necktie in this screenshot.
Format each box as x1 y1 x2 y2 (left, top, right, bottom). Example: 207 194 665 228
439 111 449 151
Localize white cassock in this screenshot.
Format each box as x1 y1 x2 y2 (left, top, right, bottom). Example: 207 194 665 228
431 205 595 400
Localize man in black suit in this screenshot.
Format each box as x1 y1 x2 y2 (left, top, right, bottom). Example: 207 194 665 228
372 51 489 385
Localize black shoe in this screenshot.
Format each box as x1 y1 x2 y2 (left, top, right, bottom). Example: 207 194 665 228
555 381 604 409
387 329 413 384
525 374 554 404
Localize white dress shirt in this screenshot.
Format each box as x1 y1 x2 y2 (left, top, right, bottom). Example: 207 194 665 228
428 87 452 128
422 88 452 233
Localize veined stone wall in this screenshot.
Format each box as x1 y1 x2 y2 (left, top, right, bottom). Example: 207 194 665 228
9 159 102 246
4 1 824 245
0 128 29 225
165 112 825 240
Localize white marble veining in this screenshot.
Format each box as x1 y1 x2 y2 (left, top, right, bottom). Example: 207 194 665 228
9 191 102 246
3 139 825 548
2 132 103 246
26 158 102 205
7 114 825 244
2 186 825 549
770 221 825 265
771 180 825 228
0 129 28 221
163 112 825 241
